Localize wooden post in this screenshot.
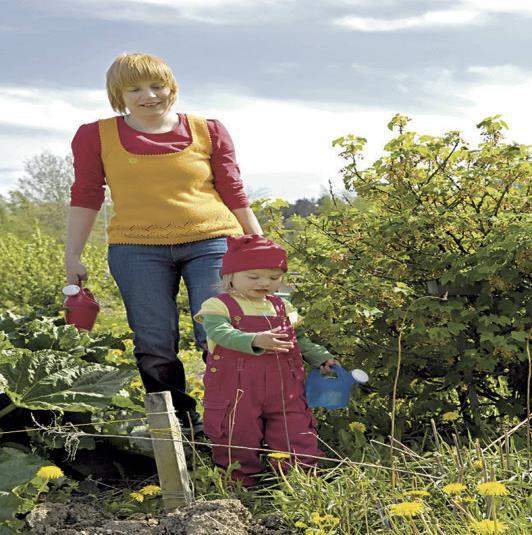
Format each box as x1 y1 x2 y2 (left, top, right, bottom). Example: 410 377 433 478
145 391 193 510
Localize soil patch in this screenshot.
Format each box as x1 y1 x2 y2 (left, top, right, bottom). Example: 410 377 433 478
25 498 288 535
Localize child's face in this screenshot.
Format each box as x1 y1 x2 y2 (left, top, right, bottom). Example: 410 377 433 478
231 268 284 300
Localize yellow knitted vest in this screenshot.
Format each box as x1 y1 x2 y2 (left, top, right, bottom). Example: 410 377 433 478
99 114 243 244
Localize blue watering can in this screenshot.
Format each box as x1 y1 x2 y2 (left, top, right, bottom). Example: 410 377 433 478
305 364 369 409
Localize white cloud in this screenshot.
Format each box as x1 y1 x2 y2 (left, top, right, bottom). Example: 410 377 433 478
467 64 531 84
462 0 532 15
56 0 294 24
1 64 531 200
0 87 107 133
334 9 482 32
333 0 532 32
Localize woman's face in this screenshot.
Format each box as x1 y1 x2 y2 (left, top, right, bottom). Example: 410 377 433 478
121 80 173 119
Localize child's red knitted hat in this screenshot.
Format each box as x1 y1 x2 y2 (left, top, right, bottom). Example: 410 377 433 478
221 235 288 275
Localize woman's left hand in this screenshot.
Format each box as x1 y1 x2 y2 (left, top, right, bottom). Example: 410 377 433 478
319 359 338 374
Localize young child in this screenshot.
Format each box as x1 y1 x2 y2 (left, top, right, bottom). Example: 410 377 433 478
194 234 338 486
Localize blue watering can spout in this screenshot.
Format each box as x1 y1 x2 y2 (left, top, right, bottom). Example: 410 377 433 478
305 364 368 409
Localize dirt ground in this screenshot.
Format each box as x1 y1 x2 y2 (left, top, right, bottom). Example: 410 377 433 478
25 498 290 535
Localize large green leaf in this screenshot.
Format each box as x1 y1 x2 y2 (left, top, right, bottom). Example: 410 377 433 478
0 350 134 412
0 447 47 494
0 447 48 525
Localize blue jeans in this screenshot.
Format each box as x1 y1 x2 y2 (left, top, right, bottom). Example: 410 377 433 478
108 237 227 415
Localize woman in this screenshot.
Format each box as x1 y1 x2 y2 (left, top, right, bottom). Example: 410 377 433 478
65 52 262 434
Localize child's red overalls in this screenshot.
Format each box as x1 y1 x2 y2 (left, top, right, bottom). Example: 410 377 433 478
202 293 322 486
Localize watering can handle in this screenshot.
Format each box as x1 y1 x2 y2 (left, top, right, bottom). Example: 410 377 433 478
329 363 351 379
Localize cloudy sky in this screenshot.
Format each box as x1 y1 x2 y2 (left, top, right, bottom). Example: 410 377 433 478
1 0 531 201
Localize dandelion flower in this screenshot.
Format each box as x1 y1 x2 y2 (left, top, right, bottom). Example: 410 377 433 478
309 512 339 526
189 388 204 399
472 460 484 470
388 501 425 517
476 481 508 496
469 519 508 534
321 514 339 526
268 452 290 460
442 483 467 495
139 484 161 496
403 489 430 497
129 377 143 389
455 495 476 504
310 512 323 524
36 466 64 479
348 421 367 433
130 491 145 502
442 411 460 422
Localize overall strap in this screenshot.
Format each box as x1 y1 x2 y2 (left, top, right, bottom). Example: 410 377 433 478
266 294 287 318
216 293 246 326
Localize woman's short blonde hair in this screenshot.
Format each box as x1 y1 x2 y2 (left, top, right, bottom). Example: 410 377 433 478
106 52 178 114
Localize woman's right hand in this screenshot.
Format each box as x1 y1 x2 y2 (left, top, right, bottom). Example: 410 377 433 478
65 257 88 285
252 327 294 352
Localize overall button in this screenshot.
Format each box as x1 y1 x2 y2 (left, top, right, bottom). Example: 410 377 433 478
210 367 217 373
233 315 241 321
212 355 221 361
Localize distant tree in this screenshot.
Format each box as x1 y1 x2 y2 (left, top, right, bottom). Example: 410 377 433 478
2 150 109 244
17 151 73 205
281 198 318 218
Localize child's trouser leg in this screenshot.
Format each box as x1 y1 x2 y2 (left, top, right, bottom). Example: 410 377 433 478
203 393 265 486
203 355 267 485
262 357 322 468
264 395 323 469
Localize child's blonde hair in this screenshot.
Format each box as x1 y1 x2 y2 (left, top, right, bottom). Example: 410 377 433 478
221 273 234 292
106 52 178 114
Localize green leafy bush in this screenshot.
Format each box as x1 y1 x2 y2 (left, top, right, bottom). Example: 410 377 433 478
0 229 119 316
276 115 530 441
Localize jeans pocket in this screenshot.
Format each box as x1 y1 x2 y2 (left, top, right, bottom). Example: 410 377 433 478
203 399 230 438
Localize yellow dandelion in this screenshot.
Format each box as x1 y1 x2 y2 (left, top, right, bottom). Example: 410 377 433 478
320 514 339 526
442 483 467 495
139 484 161 496
268 452 290 460
476 481 508 496
388 501 425 517
469 519 508 534
189 388 204 399
310 512 323 524
455 495 476 504
129 377 143 389
442 411 460 422
472 460 484 470
348 421 367 433
36 466 64 479
130 491 145 503
403 489 430 498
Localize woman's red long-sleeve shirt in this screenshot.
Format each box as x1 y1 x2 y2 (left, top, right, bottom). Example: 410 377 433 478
70 113 250 211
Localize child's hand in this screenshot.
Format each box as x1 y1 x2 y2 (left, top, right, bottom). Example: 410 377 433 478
252 327 294 352
319 359 338 374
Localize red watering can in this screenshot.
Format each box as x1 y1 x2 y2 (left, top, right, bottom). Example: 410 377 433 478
62 284 100 331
